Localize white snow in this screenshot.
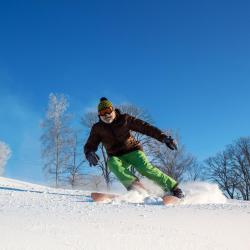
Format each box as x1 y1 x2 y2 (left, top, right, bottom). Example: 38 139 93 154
0 176 250 250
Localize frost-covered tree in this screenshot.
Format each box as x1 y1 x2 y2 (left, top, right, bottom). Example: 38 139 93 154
0 141 11 176
41 93 74 187
65 129 86 188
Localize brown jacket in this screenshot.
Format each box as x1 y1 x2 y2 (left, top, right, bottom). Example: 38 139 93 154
84 109 167 157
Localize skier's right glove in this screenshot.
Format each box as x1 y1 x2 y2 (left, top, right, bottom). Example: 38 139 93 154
163 136 178 151
86 151 99 167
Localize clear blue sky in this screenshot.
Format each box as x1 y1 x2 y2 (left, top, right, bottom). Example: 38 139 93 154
0 0 249 183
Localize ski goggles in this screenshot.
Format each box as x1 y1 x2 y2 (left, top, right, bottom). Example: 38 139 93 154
99 107 114 116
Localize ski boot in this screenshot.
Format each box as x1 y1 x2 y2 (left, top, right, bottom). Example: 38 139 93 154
171 185 185 199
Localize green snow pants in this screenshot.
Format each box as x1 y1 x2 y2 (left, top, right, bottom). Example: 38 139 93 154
107 150 177 192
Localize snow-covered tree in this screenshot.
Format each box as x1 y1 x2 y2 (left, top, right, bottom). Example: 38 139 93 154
41 93 74 187
65 129 86 188
0 141 11 176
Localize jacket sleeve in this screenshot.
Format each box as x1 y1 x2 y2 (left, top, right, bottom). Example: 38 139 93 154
84 124 101 157
127 114 167 142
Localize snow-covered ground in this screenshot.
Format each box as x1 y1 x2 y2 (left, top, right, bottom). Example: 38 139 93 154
0 176 249 250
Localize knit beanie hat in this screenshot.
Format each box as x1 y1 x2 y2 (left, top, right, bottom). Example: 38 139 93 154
98 97 113 111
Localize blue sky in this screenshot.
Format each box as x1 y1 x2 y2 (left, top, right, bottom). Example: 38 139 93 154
0 0 250 183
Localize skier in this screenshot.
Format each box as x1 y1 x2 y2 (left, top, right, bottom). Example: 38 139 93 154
84 97 184 199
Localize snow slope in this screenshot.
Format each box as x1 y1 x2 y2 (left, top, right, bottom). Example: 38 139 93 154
0 176 250 250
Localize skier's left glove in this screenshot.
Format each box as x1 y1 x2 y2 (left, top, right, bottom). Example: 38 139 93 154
86 151 99 167
163 136 178 150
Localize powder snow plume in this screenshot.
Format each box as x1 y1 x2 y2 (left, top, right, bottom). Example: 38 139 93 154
111 180 227 205
115 178 164 204
181 181 227 204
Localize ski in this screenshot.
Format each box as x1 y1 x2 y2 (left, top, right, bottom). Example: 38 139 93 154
91 192 119 202
91 192 181 205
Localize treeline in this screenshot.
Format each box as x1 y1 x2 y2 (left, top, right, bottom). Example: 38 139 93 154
205 137 250 200
40 93 250 200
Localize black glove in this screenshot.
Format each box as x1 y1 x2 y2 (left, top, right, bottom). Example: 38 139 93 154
86 151 99 166
163 136 178 150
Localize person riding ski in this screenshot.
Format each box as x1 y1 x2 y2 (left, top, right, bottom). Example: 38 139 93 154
84 97 184 199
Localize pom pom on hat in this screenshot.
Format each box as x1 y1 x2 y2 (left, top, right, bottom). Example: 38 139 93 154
100 97 108 101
